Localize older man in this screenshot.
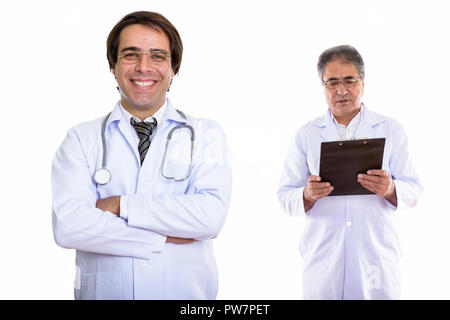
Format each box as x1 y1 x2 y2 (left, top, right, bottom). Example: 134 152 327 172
278 45 422 299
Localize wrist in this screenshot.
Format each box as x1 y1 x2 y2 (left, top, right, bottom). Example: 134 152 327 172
384 181 398 206
384 181 395 198
303 190 315 213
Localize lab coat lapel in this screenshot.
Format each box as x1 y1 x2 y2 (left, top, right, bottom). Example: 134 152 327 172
353 106 385 139
107 103 141 166
139 100 187 173
164 100 189 123
316 105 385 141
149 101 189 154
316 111 340 142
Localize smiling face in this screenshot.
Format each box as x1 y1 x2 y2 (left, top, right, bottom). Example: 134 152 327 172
322 60 364 125
112 24 174 119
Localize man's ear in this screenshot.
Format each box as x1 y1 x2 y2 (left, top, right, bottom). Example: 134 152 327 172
111 68 116 78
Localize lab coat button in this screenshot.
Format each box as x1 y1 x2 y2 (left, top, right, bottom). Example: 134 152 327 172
140 261 148 267
346 221 352 227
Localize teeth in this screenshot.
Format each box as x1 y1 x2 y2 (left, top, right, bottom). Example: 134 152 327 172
133 81 155 87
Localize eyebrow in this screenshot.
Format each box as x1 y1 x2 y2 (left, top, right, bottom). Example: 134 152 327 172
120 46 140 53
120 47 169 54
324 76 358 81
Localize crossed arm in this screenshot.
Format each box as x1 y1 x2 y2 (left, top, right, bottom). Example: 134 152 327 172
52 123 231 257
96 196 195 244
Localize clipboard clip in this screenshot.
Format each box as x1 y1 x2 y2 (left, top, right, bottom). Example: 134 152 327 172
338 136 369 141
337 137 370 146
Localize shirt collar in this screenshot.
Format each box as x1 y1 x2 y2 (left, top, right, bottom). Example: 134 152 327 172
328 102 365 127
119 99 167 125
106 97 186 131
164 99 189 123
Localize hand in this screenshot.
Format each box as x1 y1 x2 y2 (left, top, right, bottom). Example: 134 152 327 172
357 169 394 197
357 169 397 206
96 196 121 215
166 236 196 245
303 175 334 212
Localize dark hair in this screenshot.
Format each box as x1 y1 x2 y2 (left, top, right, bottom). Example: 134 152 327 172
107 11 183 75
317 45 365 81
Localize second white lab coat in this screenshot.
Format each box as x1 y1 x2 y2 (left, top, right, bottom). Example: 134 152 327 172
52 99 232 299
278 105 422 299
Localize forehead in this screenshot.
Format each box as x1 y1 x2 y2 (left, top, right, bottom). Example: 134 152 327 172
118 24 170 50
323 60 359 79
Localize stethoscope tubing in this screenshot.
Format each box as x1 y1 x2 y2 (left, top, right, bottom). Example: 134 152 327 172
100 112 112 169
95 110 194 184
160 123 195 182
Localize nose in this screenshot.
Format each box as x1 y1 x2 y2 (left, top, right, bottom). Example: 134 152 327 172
336 82 348 95
135 53 153 72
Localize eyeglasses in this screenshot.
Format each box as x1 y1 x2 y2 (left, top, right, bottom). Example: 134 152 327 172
323 77 361 90
118 49 171 65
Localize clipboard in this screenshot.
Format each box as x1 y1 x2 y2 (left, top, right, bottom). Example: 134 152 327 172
319 138 386 196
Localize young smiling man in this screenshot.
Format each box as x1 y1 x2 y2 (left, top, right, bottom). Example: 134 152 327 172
52 11 231 300
278 45 422 299
112 23 174 119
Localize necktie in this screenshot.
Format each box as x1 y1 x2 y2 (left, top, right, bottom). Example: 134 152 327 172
130 118 157 165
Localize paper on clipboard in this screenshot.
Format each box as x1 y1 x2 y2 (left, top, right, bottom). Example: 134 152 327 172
319 138 386 196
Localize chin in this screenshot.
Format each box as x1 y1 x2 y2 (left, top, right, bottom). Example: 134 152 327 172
126 96 155 108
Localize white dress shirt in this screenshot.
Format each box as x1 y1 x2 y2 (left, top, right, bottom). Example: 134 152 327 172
331 106 363 140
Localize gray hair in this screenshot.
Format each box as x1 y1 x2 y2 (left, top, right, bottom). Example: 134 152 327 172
317 45 365 81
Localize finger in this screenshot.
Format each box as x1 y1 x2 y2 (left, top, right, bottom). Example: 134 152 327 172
167 236 196 244
309 181 332 189
308 175 322 182
311 186 333 195
96 199 106 210
358 179 384 194
358 180 377 194
358 174 383 183
366 169 389 177
311 186 334 197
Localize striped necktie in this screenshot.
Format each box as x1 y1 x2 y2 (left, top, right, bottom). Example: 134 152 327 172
130 118 157 165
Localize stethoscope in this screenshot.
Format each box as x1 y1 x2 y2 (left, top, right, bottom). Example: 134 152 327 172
93 109 195 185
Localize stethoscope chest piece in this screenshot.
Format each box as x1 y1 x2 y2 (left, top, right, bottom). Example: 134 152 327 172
94 168 111 185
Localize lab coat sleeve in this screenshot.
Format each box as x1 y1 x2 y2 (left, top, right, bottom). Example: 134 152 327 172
125 120 232 241
389 120 423 210
52 128 166 259
277 128 310 216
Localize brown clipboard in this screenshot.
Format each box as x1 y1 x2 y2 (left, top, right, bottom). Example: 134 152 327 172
319 138 386 196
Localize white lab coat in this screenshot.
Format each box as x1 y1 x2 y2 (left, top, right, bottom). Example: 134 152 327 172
277 105 422 300
52 99 232 300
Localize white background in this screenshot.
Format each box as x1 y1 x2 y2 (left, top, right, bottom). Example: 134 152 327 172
0 0 449 299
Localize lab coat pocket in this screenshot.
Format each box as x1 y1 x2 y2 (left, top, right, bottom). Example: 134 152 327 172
163 266 216 299
77 271 122 300
299 198 337 259
381 215 401 258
